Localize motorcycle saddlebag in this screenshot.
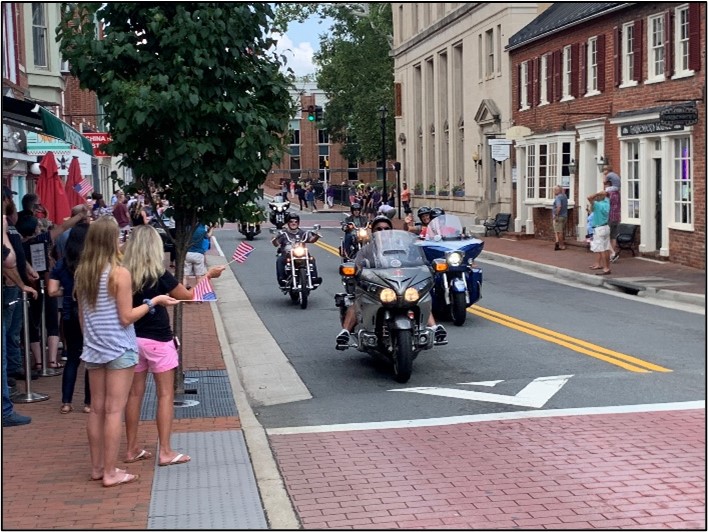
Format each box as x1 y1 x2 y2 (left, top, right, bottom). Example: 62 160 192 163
468 267 483 305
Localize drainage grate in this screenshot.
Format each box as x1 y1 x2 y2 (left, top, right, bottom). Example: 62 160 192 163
140 370 238 420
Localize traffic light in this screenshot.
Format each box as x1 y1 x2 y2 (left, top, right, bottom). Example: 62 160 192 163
315 105 323 122
306 105 315 122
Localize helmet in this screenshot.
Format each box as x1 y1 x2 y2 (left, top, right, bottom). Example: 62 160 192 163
417 206 432 220
430 207 445 219
370 215 393 231
285 212 300 223
350 202 362 212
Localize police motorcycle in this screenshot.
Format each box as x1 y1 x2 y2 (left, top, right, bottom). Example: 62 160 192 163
239 220 261 240
417 213 484 326
272 223 322 309
238 201 263 241
268 194 291 229
335 229 438 383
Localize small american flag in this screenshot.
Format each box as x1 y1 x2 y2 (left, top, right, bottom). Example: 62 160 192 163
192 277 217 301
232 241 254 263
73 178 94 197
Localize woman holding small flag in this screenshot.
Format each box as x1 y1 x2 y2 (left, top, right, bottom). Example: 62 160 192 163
121 225 225 467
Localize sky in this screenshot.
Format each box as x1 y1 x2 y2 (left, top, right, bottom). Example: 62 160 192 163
273 17 334 78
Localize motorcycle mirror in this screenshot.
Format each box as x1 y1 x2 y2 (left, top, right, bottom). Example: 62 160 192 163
313 224 321 231
433 234 442 242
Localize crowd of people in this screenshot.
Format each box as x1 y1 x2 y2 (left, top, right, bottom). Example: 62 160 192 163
2 182 223 487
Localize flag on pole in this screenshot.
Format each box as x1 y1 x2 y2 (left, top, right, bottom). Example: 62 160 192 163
73 178 94 197
232 241 254 263
192 277 217 301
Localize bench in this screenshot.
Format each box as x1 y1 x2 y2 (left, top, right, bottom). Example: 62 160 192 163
616 223 639 256
483 213 511 237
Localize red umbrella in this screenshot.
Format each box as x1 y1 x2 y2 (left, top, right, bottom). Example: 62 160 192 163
64 156 86 208
36 151 71 224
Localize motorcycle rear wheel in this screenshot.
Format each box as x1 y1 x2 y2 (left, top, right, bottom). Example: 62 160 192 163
299 269 309 309
392 329 413 383
450 291 467 326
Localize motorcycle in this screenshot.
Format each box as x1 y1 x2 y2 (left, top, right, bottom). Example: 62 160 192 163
268 195 291 229
417 214 484 326
273 224 321 309
238 221 261 241
334 230 438 383
339 220 369 261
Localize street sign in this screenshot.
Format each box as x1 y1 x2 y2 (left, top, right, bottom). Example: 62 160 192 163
83 132 112 157
391 375 573 408
659 104 698 126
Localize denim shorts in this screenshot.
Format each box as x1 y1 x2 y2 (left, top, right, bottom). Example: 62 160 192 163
85 349 139 370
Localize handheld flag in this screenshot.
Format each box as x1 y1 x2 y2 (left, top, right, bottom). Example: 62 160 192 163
231 241 254 263
192 277 217 301
73 178 94 197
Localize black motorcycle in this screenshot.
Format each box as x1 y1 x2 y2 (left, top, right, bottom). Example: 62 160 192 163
238 221 261 241
334 230 438 383
268 195 291 229
274 225 321 309
339 220 369 261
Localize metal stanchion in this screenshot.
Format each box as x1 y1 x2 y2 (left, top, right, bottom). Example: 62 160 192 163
39 280 62 377
11 292 49 403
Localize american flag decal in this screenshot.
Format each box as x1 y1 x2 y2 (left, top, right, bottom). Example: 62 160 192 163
73 178 94 197
232 241 254 263
192 277 217 301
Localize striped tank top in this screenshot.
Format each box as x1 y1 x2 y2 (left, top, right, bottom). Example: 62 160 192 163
80 266 137 364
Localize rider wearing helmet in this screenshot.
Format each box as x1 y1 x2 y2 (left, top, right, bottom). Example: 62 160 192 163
404 206 433 238
341 202 369 260
335 215 448 348
271 212 321 287
429 207 445 220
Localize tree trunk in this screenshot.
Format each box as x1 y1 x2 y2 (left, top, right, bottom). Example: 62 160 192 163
171 214 196 396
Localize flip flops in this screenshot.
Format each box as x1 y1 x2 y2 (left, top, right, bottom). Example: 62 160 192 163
159 453 191 467
103 473 140 488
124 449 153 463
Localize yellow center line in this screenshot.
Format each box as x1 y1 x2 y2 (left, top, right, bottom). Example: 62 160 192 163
470 306 672 373
315 240 340 255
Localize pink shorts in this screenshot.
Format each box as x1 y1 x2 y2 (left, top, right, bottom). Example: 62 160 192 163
135 337 179 374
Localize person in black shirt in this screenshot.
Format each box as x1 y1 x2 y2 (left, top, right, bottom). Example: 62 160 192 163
121 225 225 466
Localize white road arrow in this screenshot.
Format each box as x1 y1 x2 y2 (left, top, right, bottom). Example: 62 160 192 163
392 375 573 408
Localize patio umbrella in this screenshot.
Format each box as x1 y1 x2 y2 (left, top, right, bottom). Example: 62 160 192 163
36 151 71 224
64 156 86 208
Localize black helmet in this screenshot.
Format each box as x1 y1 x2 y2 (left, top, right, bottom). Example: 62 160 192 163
430 207 445 219
417 206 432 220
370 215 393 231
285 212 300 223
350 202 362 212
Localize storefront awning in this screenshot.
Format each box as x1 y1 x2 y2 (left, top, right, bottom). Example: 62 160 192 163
1 95 94 156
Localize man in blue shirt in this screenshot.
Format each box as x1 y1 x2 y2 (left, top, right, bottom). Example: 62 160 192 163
552 185 568 251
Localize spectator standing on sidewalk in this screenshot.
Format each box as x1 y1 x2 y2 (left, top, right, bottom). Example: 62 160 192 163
587 189 611 275
111 191 131 231
75 216 178 487
603 175 621 263
184 221 211 281
552 185 568 251
48 224 92 415
295 184 306 210
305 185 317 212
401 183 411 214
326 185 335 208
122 225 225 466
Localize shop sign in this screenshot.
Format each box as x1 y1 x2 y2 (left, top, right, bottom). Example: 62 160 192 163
83 132 112 157
620 121 684 136
488 138 512 162
660 104 698 126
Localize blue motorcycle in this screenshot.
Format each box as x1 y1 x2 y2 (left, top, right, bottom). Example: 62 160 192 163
417 214 484 326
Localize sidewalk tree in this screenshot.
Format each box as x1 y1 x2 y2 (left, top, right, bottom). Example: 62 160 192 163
274 3 395 163
58 2 294 391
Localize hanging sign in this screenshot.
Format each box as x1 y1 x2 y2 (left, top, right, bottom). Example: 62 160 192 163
30 243 47 272
488 138 512 162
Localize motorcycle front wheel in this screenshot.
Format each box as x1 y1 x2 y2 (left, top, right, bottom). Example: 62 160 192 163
298 268 309 309
450 291 467 326
392 329 413 383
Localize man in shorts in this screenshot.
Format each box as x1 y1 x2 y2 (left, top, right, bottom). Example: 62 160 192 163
588 189 611 275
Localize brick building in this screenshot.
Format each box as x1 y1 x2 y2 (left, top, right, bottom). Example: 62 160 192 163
266 82 379 194
508 2 705 269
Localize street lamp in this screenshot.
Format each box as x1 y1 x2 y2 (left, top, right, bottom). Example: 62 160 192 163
379 105 388 204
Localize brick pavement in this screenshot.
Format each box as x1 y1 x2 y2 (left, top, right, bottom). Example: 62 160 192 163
2 302 239 530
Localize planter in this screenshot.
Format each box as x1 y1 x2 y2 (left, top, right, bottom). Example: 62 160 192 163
438 191 449 197
453 190 465 197
425 191 436 196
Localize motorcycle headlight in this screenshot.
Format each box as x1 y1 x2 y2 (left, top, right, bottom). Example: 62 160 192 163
403 288 419 302
380 288 397 304
357 228 368 239
447 251 464 267
293 245 306 257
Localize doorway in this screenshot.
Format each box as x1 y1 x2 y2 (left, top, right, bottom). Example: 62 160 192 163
654 158 662 250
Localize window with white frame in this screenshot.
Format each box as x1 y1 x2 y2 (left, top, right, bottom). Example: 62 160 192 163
587 37 598 93
540 54 549 104
562 45 572 98
520 61 529 109
673 137 692 225
674 5 691 75
622 22 635 85
526 145 536 199
32 3 48 68
648 15 665 80
626 140 640 220
524 137 574 201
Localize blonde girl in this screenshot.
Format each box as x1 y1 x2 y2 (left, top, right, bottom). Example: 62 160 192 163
75 216 178 487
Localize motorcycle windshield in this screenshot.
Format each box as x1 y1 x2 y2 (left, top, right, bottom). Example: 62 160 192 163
425 215 463 240
359 230 427 269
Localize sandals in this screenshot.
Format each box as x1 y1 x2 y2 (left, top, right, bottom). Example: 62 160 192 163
60 404 73 414
83 405 91 414
49 361 64 369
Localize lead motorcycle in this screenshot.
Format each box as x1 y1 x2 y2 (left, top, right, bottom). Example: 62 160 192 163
273 224 321 309
334 230 439 383
417 214 484 326
268 195 291 229
238 221 261 241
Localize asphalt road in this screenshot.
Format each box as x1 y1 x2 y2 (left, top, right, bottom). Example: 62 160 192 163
213 212 705 430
